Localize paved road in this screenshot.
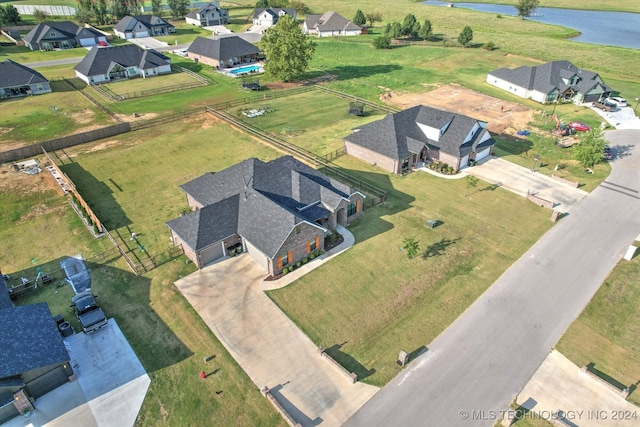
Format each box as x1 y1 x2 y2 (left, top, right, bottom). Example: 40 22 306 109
345 129 640 427
25 57 83 68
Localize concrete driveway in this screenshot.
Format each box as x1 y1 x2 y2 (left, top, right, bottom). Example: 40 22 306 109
174 251 377 427
516 350 638 427
590 105 640 130
3 319 149 427
128 37 168 51
466 157 588 213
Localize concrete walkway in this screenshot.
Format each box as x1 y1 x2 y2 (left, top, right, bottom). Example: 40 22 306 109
174 226 377 427
466 157 588 213
3 319 149 427
516 350 638 427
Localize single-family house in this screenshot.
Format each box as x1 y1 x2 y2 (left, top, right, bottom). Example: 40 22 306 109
23 21 107 51
487 60 612 104
166 156 365 275
0 274 73 424
185 2 229 27
303 11 362 37
344 105 495 173
0 59 52 99
74 44 171 84
252 8 296 28
113 15 175 39
187 36 259 69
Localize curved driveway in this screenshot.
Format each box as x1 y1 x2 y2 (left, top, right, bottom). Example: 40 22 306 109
345 130 640 427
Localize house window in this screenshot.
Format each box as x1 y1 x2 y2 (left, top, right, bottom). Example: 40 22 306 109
281 255 288 266
50 32 56 37
310 240 316 252
347 202 357 217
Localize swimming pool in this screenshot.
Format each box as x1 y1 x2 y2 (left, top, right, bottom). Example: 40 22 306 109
229 65 262 75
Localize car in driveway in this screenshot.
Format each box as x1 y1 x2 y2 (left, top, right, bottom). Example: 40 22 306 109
606 97 627 108
569 122 591 132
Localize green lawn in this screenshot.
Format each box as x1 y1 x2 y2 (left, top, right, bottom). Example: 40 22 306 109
458 0 640 13
0 80 116 149
226 90 387 156
556 252 640 406
105 71 206 96
0 45 85 63
268 155 553 386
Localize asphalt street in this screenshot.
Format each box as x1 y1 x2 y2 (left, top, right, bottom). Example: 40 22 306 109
345 129 640 427
25 56 83 68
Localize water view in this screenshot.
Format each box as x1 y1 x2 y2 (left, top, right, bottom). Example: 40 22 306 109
422 1 640 49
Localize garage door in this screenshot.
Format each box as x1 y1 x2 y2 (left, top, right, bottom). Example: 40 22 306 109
475 148 491 161
583 93 601 103
135 31 149 38
244 239 269 271
78 38 97 47
199 242 225 266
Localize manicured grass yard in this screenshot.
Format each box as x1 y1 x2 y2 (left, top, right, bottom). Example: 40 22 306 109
0 81 116 149
556 253 640 406
105 71 207 96
227 90 387 156
268 155 553 386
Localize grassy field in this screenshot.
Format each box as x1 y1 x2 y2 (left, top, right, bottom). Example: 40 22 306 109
458 0 640 13
105 70 206 96
0 80 116 149
267 155 553 386
556 252 640 406
226 90 387 156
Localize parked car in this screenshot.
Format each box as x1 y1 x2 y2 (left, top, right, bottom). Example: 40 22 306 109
603 146 613 160
569 122 591 132
592 101 617 112
71 291 108 333
606 97 627 108
173 48 188 57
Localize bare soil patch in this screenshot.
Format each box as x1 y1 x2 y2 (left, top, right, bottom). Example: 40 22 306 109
381 84 536 136
0 162 58 195
69 109 96 124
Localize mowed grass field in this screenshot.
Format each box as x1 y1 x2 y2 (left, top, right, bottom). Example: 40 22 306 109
556 253 640 406
268 155 553 386
227 90 388 156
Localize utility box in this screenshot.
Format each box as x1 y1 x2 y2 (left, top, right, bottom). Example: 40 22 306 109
426 220 437 229
397 350 409 366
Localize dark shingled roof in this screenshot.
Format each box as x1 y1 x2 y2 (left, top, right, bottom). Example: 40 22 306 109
0 59 48 89
114 15 174 33
305 11 361 32
187 36 259 61
489 60 610 95
23 21 102 46
0 303 69 379
74 44 170 76
168 156 357 258
344 105 494 160
0 274 11 310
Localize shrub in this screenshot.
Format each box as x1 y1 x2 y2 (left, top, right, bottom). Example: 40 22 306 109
483 41 495 51
373 35 391 49
296 261 301 268
309 253 315 260
288 266 294 273
302 257 308 264
497 14 502 18
282 269 288 275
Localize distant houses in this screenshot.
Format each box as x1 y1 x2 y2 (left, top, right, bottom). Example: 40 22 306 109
344 105 495 173
187 36 260 69
252 7 296 29
23 21 106 51
0 59 51 99
113 15 175 39
74 44 171 84
303 11 363 37
185 2 229 27
487 60 612 104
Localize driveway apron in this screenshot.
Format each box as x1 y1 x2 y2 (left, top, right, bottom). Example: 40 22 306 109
174 254 377 427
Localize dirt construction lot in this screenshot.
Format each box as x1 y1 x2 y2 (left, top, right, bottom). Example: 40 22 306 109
381 84 536 135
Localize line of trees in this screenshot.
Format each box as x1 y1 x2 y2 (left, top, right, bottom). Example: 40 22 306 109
373 13 476 49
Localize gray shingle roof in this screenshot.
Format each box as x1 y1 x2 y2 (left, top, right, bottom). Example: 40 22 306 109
489 60 610 95
169 156 356 258
305 11 361 32
23 21 102 46
188 36 259 61
344 105 494 159
253 8 296 19
0 59 49 89
74 44 170 77
0 303 69 379
0 275 11 310
114 15 173 33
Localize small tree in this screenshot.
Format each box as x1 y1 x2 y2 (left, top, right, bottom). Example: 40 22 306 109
465 175 479 197
373 35 391 49
111 0 128 20
365 11 382 28
388 22 402 39
402 237 420 260
353 9 366 26
33 9 49 23
255 0 269 7
515 0 540 18
167 0 189 19
575 128 607 168
401 13 420 38
2 5 21 25
289 0 310 15
458 26 473 47
260 15 316 82
76 0 93 24
94 0 109 25
418 19 432 41
152 0 163 17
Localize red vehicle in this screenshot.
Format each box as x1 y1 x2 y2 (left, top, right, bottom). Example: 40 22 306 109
569 122 591 132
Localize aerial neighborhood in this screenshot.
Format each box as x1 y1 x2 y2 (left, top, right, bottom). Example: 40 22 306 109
1 0 639 426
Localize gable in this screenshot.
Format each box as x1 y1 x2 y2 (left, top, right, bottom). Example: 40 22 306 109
74 44 170 76
0 59 49 88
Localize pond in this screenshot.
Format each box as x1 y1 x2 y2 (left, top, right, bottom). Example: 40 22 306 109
422 1 640 49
